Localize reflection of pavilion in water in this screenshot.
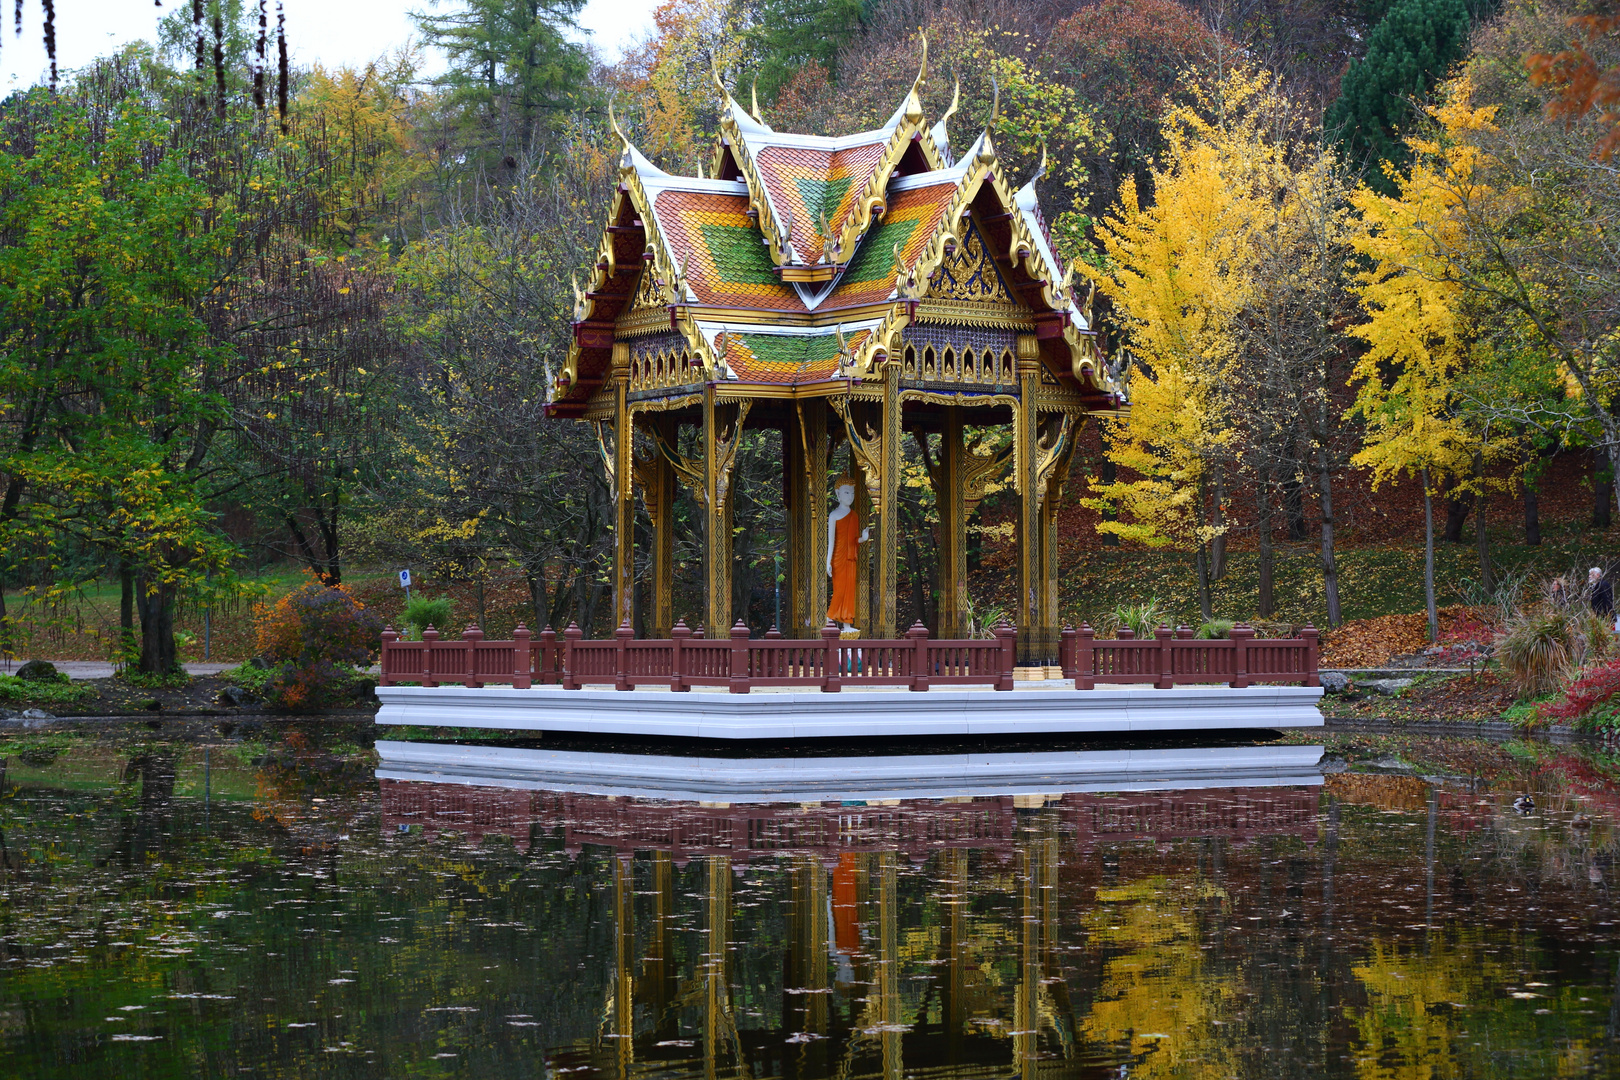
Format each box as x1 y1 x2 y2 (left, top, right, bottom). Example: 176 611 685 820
381 780 1317 1079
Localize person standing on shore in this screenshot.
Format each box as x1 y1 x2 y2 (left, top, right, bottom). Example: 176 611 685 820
1590 567 1614 618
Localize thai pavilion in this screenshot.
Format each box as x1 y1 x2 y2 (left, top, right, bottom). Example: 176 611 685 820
546 48 1126 666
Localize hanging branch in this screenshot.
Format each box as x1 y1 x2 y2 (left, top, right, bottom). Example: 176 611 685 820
40 0 52 89
192 0 206 110
212 11 226 118
253 0 267 110
276 0 288 133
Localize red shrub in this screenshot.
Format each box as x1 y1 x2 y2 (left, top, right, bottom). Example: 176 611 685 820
1538 656 1620 722
254 581 382 666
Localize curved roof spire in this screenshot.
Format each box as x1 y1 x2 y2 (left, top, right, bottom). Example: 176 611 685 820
608 92 631 153
930 77 960 165
750 74 762 123
900 28 928 123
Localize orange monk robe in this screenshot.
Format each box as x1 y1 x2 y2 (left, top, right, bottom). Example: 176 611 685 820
826 510 861 625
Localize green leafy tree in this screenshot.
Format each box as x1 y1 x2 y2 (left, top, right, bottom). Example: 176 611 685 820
749 0 868 103
1325 0 1473 191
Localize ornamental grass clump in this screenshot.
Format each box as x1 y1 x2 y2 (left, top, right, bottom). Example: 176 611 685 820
1496 608 1577 699
1105 599 1169 638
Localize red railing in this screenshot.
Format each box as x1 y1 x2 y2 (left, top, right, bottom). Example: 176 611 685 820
378 620 1318 693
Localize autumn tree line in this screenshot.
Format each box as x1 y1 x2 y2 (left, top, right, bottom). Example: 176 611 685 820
0 0 1614 673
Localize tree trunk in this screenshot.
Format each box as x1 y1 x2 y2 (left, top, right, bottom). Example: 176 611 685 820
1473 455 1494 594
1256 468 1275 619
1194 543 1213 621
119 560 134 635
1283 467 1307 541
1595 454 1613 529
1316 448 1342 627
134 573 179 676
1443 492 1472 543
1210 467 1227 582
1523 481 1541 546
1421 467 1438 643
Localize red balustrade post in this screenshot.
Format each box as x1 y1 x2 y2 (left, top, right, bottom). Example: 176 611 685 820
1177 625 1195 639
539 626 557 684
822 622 842 693
671 619 691 692
615 620 634 691
729 620 751 694
694 625 705 639
1229 623 1253 689
996 621 1016 691
1060 626 1076 681
1301 624 1320 687
1075 624 1095 690
562 622 582 690
462 624 484 688
1155 625 1174 689
380 626 398 686
907 621 930 692
512 624 532 689
421 626 439 688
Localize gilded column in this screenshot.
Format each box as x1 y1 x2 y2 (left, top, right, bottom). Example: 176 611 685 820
875 365 902 639
877 849 901 1080
704 854 732 1080
702 386 732 632
1016 334 1043 664
788 401 829 636
1041 445 1073 649
852 433 872 636
939 407 967 638
650 414 677 637
612 342 635 629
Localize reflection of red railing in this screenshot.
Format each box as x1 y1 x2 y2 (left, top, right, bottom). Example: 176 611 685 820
377 620 1319 691
378 780 1321 858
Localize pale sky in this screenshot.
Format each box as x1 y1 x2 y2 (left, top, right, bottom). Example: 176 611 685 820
0 0 661 91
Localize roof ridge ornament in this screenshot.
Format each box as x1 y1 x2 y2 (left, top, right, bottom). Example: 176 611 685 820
751 74 762 123
710 52 728 106
608 92 632 159
902 28 928 124
930 76 961 165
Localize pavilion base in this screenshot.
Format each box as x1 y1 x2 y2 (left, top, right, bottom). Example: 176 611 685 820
374 682 1324 739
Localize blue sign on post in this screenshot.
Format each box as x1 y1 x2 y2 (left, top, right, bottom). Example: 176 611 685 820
398 569 411 588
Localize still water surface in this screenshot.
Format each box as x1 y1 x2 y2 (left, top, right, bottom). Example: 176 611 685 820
2 732 1619 1078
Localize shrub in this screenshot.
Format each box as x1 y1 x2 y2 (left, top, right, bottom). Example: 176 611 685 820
1539 656 1620 730
255 581 382 666
401 596 454 639
1196 619 1236 640
1105 599 1168 638
1497 609 1578 699
0 673 94 706
256 660 369 712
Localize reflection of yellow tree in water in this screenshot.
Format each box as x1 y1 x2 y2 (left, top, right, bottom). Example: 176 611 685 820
1348 933 1596 1080
1081 875 1237 1078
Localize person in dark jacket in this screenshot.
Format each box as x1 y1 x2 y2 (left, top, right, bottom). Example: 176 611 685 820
1590 567 1614 617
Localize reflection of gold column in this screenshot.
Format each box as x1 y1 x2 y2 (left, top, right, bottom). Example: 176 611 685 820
874 367 902 639
649 416 677 637
1015 840 1038 1080
877 850 901 1080
787 856 830 1035
941 848 968 1057
703 388 733 631
613 854 635 1070
645 851 676 1038
613 343 635 628
939 408 967 638
704 855 732 1080
1016 335 1042 663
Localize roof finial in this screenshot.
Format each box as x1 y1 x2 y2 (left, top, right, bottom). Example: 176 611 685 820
608 91 630 152
913 28 928 91
989 72 1000 127
900 28 928 123
710 52 727 102
751 74 762 123
941 76 960 129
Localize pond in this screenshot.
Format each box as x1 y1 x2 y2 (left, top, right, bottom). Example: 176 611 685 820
1 727 1618 1078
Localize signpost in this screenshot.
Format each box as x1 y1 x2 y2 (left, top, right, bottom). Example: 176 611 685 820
399 569 412 605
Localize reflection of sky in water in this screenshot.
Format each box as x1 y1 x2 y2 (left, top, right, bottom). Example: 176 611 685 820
0 737 1618 1078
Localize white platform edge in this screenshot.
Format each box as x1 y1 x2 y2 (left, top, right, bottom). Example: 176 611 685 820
374 740 1325 803
374 684 1325 738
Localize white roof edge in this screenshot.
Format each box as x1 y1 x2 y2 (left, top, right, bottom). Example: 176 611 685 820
695 317 885 339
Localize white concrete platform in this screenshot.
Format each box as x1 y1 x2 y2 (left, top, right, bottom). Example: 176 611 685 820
374 681 1324 738
374 740 1325 802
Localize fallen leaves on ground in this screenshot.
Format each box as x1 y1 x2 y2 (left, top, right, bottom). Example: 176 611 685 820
1320 606 1493 668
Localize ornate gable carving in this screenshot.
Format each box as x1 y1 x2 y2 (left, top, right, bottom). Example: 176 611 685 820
931 220 1015 305
630 264 666 311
